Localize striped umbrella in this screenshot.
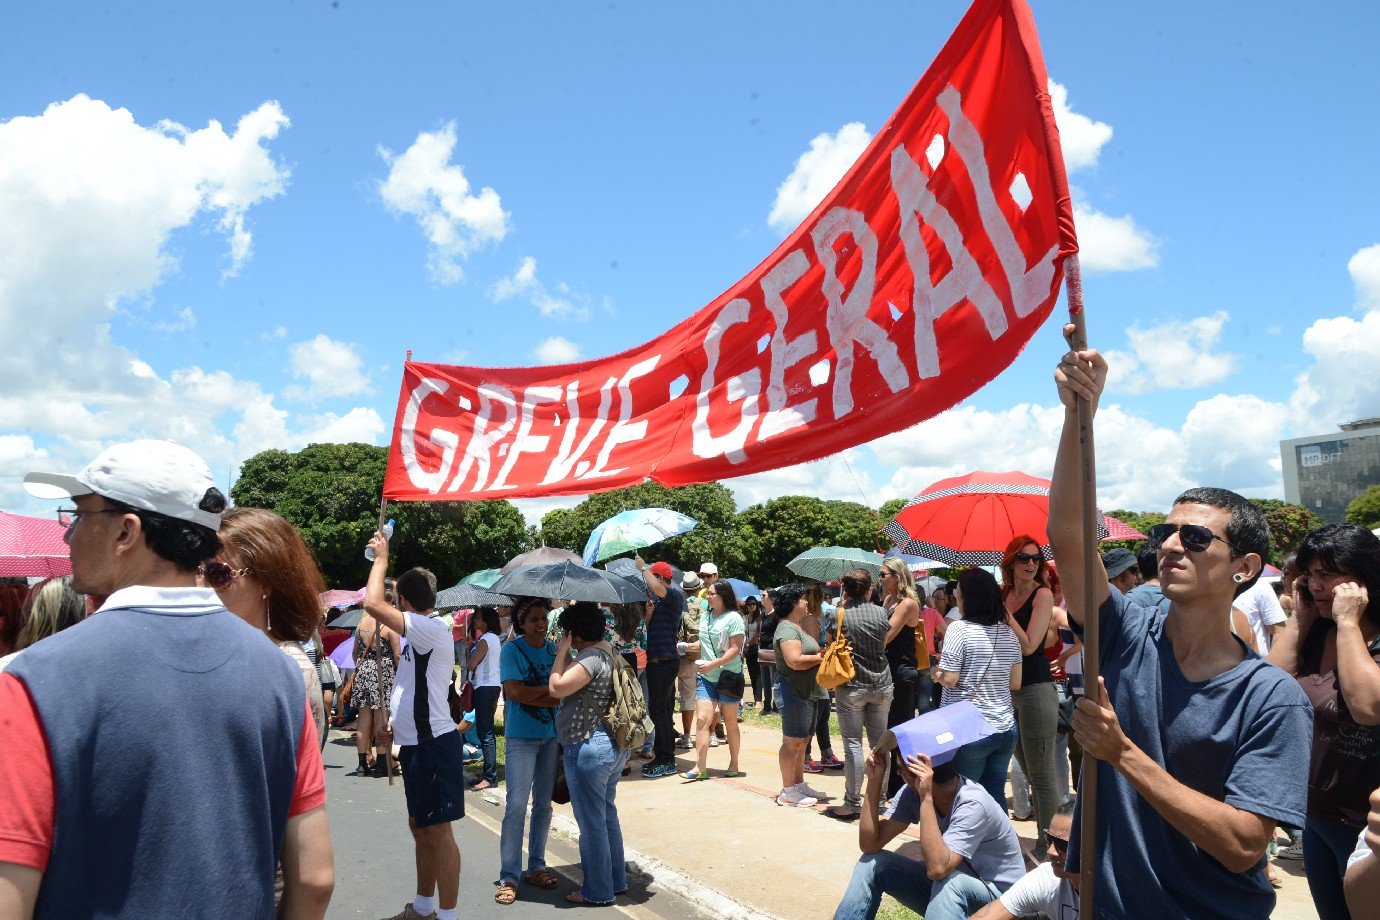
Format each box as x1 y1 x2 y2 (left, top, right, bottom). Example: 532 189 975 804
435 583 515 609
787 546 885 583
883 470 1108 567
0 510 71 577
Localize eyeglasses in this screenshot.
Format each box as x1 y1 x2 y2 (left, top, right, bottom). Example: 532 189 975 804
200 561 250 590
1046 833 1070 855
57 507 124 529
1147 523 1240 554
1014 552 1042 564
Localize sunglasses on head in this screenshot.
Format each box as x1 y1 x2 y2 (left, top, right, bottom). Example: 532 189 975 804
1014 552 1042 564
200 561 249 590
1147 523 1239 554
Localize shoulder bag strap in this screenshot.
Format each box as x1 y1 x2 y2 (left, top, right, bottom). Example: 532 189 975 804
837 603 846 639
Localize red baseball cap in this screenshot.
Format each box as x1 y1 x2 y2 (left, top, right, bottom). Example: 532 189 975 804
648 561 673 579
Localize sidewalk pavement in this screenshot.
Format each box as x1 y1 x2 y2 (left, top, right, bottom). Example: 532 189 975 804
487 705 1319 920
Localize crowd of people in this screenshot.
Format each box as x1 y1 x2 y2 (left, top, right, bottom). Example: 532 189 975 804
0 332 1379 920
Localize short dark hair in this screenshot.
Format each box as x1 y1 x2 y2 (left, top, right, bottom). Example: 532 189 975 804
956 568 1003 626
108 500 221 572
513 597 549 629
1055 799 1077 819
1172 487 1272 596
1136 543 1159 580
560 601 605 642
841 568 873 600
396 567 437 611
474 605 501 634
770 583 808 615
932 760 958 784
1296 524 1380 627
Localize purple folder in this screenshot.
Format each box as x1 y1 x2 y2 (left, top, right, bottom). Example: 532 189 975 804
889 702 997 766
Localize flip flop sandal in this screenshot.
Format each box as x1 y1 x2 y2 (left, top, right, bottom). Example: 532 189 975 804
565 892 614 906
722 770 743 778
523 870 559 890
681 770 710 781
495 883 518 905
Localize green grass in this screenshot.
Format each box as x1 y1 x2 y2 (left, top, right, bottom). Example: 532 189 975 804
877 897 921 920
738 702 841 737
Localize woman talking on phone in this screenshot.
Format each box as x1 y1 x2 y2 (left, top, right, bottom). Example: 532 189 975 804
1269 524 1380 920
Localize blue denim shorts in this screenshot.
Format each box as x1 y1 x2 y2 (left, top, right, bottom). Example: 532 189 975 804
695 674 740 705
775 678 818 738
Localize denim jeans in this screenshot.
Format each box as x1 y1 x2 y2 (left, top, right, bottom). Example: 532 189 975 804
499 736 558 885
760 664 775 710
831 850 1000 920
637 669 654 755
950 724 1019 808
1011 681 1060 836
835 683 893 809
1304 813 1362 920
472 685 501 784
564 727 631 904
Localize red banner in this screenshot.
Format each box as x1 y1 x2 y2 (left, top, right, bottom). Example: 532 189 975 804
385 0 1077 502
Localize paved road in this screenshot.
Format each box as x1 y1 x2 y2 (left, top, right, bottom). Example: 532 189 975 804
321 731 710 920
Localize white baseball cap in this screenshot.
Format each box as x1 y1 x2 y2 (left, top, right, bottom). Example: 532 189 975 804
25 440 225 531
698 562 718 575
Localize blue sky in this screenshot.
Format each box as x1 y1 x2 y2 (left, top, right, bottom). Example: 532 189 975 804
4 0 1380 525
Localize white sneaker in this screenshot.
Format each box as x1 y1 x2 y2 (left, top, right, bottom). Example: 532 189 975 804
676 737 694 750
777 787 818 808
709 736 720 747
796 781 828 800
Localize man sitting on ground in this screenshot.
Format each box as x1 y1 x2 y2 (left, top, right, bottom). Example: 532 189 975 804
832 751 1024 920
970 800 1079 919
1050 327 1312 918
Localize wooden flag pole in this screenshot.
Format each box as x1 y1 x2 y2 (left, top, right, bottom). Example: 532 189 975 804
374 495 395 786
1063 254 1099 911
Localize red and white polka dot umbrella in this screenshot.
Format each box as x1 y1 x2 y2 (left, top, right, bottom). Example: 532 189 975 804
0 509 72 578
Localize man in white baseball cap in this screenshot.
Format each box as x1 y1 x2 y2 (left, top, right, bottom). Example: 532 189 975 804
0 440 334 919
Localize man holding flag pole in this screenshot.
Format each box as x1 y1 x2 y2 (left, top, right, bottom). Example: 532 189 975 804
1049 327 1313 917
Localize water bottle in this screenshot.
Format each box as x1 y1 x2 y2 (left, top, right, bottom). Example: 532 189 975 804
364 519 395 561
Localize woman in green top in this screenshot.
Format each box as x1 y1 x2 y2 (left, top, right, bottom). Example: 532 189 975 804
683 580 746 780
771 583 830 807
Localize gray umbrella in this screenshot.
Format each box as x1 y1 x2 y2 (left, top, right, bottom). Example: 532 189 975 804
598 569 651 604
500 545 583 574
492 561 627 604
326 607 363 629
605 556 684 587
434 583 515 609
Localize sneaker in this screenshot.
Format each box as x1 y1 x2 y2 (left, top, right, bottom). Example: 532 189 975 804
822 755 844 770
797 781 829 800
1276 841 1304 860
676 737 694 750
641 761 678 778
709 736 721 747
380 905 436 920
803 759 825 774
777 786 818 808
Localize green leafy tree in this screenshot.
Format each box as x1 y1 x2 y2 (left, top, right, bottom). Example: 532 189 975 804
877 497 908 522
1250 499 1325 561
1101 509 1167 552
231 443 533 587
1346 486 1380 531
540 482 742 574
732 495 884 588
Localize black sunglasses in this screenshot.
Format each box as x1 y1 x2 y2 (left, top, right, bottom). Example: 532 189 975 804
1014 552 1042 564
1046 833 1070 855
1147 523 1240 554
200 561 250 590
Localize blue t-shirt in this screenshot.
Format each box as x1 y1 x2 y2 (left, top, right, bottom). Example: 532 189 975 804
1124 581 1169 612
1067 588 1313 918
886 776 1026 891
499 638 558 740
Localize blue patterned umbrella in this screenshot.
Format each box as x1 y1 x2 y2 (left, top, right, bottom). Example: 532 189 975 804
583 508 698 565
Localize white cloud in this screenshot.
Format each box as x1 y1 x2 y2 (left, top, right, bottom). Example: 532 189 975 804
533 336 583 365
1104 311 1238 394
1292 309 1380 424
288 334 372 399
488 256 590 321
378 122 510 284
1347 244 1380 307
261 324 288 341
514 495 583 529
725 451 880 510
1048 80 1113 173
153 306 197 335
767 122 872 234
296 407 386 446
1072 202 1158 273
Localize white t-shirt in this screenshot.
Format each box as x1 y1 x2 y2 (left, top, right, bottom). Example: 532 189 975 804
1350 827 1373 869
1232 581 1286 653
999 862 1080 919
389 610 458 746
473 632 502 687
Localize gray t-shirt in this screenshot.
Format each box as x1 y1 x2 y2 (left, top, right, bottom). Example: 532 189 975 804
838 601 893 691
773 619 828 701
555 646 615 747
885 776 1025 891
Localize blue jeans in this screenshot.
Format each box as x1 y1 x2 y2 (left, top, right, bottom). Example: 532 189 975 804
637 670 654 755
836 684 893 809
950 724 1018 808
831 850 1000 920
1304 814 1361 920
472 685 501 784
564 728 631 904
499 736 558 885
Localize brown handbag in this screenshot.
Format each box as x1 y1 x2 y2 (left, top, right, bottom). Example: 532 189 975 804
816 604 856 690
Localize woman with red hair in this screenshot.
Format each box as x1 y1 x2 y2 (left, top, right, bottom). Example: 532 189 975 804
999 534 1059 843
